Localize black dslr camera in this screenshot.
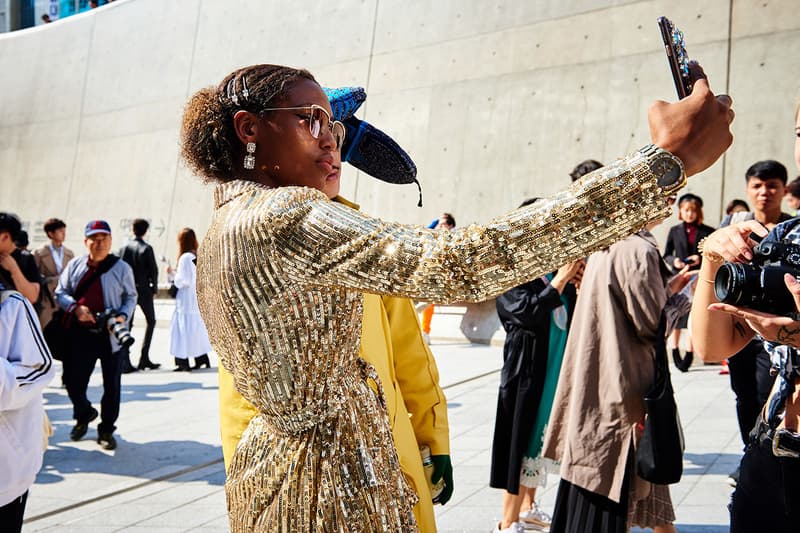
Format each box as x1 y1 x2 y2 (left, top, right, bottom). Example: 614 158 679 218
92 309 135 348
714 241 800 317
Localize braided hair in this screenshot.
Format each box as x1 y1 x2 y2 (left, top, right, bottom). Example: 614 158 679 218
180 64 315 182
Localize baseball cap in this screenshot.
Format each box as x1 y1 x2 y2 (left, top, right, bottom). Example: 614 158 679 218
85 220 112 237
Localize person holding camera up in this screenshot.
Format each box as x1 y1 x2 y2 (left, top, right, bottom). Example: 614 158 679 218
691 105 800 532
692 218 800 531
55 220 137 451
716 160 793 486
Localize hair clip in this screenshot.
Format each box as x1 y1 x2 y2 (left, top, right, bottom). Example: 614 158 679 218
225 78 239 106
241 76 249 103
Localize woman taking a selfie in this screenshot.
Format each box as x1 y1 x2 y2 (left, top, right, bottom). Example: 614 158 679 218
181 63 732 532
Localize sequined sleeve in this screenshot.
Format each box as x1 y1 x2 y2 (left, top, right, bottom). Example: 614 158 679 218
262 150 671 304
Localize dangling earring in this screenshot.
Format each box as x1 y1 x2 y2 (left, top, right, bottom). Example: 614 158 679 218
243 142 256 170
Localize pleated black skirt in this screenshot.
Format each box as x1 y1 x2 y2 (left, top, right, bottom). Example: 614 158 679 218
549 471 630 533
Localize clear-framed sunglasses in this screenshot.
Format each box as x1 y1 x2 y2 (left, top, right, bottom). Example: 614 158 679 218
260 104 345 150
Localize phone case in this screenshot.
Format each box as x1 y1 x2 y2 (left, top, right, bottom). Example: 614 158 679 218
657 16 692 99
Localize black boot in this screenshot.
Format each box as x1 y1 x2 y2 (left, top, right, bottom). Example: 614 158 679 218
121 350 138 374
192 354 211 369
671 348 682 369
680 351 695 372
173 357 191 372
673 349 693 373
137 354 161 370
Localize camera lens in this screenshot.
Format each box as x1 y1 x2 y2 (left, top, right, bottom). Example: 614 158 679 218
714 263 743 304
112 323 135 348
105 315 135 348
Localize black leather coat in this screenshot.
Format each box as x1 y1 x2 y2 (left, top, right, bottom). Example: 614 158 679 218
489 276 576 492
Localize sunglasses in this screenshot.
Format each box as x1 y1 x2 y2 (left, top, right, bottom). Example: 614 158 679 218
260 104 345 150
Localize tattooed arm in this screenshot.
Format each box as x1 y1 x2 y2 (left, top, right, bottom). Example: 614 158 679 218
695 218 800 351
777 322 800 348
707 275 800 350
690 221 768 361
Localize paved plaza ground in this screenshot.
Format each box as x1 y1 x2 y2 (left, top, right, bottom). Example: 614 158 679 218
22 301 738 532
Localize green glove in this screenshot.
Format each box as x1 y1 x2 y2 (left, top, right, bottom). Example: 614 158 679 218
430 454 454 505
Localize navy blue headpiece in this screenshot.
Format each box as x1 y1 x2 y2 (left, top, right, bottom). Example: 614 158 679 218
324 86 366 122
324 87 421 206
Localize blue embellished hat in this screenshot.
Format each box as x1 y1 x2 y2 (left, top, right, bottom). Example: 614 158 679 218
324 86 422 206
323 86 366 122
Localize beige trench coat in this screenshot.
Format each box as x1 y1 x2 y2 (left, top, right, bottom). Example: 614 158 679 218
542 231 670 504
33 244 74 327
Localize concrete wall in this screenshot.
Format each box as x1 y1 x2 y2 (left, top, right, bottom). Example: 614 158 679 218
1 0 798 270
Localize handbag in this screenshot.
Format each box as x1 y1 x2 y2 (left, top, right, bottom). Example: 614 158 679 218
167 283 178 298
43 309 72 361
636 313 685 484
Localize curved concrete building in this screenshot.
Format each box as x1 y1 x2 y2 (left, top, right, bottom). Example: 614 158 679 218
1 0 798 264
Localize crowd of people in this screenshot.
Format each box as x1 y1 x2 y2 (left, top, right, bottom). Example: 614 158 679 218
173 58 736 533
1 55 798 533
0 212 212 528
484 103 800 532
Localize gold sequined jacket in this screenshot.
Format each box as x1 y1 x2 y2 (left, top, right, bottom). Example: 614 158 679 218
196 150 672 532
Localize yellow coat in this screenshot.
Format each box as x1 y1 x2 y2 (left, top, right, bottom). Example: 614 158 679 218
218 200 450 533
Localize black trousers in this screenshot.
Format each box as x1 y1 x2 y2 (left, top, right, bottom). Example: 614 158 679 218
63 327 123 434
728 339 775 447
130 289 156 362
731 419 800 532
0 491 28 533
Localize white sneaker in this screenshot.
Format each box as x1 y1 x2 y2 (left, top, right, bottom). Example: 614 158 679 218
491 522 525 533
422 332 430 345
519 504 551 530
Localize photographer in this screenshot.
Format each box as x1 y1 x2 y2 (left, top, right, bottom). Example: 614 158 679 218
55 220 136 451
691 218 800 531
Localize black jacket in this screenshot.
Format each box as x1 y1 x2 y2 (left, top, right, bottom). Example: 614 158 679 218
119 238 158 294
663 222 714 272
489 276 576 492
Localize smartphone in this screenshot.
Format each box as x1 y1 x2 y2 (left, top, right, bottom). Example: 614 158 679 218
657 16 692 99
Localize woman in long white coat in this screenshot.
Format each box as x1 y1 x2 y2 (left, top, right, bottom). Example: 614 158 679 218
169 228 212 371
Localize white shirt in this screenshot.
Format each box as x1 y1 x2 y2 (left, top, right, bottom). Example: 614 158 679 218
49 244 65 274
0 289 55 506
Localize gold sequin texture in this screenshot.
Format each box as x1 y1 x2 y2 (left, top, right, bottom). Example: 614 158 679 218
196 149 672 532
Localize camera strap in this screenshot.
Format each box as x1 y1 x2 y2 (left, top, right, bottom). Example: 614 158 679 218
72 255 120 302
778 216 800 242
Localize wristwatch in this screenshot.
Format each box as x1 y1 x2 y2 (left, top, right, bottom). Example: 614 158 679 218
639 144 687 195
